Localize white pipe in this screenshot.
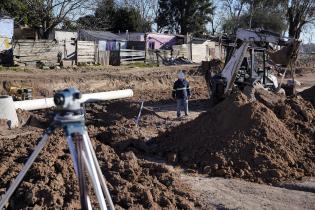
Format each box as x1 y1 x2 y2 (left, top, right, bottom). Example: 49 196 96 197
14 98 55 111
14 89 134 111
0 96 19 128
81 89 133 103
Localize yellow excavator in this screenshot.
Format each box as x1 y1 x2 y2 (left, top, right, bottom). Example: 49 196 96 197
3 81 33 101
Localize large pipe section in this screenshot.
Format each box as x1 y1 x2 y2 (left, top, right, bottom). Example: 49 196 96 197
14 89 134 111
0 96 19 128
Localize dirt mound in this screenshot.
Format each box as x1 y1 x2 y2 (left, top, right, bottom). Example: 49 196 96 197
300 85 315 107
0 112 199 209
152 90 315 184
0 119 8 130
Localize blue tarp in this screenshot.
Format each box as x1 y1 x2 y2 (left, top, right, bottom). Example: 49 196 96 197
0 18 14 38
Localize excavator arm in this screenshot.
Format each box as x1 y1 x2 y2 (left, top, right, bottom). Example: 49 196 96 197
208 28 296 103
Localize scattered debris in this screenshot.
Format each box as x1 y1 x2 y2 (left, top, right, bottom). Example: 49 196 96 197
163 57 193 66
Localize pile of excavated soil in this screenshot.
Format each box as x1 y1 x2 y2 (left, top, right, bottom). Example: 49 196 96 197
152 88 315 184
0 105 200 209
300 85 315 107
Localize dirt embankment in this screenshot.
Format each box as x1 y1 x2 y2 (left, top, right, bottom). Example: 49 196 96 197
0 65 207 101
151 87 315 184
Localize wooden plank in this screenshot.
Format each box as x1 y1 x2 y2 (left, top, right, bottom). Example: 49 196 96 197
77 59 95 62
15 54 58 59
16 47 60 50
77 48 95 52
121 49 145 52
15 58 58 62
78 50 94 54
77 53 95 57
77 56 95 59
121 57 144 61
77 45 95 48
120 52 145 57
77 53 95 56
77 42 95 46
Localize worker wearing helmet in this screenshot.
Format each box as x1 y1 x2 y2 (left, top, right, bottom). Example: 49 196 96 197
172 71 190 118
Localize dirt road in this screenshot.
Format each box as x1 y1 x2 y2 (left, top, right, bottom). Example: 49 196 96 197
182 175 315 210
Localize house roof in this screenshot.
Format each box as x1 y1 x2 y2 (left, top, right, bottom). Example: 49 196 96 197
79 30 126 41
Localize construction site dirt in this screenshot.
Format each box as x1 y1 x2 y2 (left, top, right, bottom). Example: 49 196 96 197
0 65 315 209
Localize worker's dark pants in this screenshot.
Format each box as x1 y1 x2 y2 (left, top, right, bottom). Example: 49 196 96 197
176 99 188 117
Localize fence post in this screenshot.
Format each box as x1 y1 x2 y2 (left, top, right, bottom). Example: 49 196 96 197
144 33 147 63
75 40 78 65
119 42 121 66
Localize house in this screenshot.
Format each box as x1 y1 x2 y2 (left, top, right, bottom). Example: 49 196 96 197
147 33 185 50
118 32 145 42
118 32 185 50
0 16 14 65
190 37 225 62
79 30 127 51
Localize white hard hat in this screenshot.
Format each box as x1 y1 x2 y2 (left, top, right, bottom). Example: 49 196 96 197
178 71 185 79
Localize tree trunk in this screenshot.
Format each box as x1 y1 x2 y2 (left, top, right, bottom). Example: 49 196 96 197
43 29 52 39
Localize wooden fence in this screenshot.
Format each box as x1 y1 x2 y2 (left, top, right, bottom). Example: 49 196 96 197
120 49 145 64
12 40 144 66
76 41 96 63
13 40 62 65
97 51 110 66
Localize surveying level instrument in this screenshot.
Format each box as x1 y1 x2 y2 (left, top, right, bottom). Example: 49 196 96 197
0 88 115 210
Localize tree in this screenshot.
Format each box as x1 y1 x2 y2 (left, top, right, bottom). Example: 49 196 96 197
1 0 96 38
287 0 315 39
78 0 151 32
221 0 287 34
28 0 97 38
111 7 151 32
93 0 116 30
156 0 215 35
117 0 159 29
0 0 28 24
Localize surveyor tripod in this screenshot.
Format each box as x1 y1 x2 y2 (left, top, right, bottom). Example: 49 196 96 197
0 88 115 210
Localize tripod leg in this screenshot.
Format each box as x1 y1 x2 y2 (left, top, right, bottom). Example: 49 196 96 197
0 133 51 209
66 136 79 176
80 136 108 210
73 134 92 210
83 132 115 210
